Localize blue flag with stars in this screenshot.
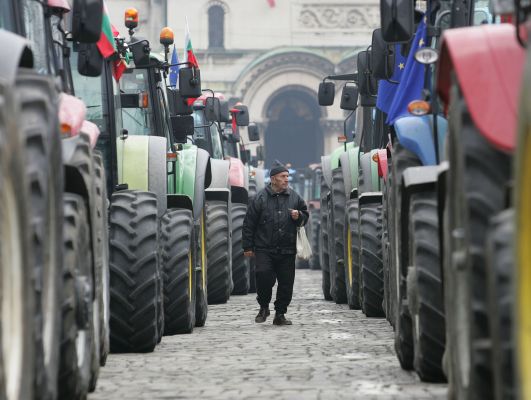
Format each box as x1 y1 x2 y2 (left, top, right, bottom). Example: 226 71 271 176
169 45 180 88
386 16 428 125
376 43 407 114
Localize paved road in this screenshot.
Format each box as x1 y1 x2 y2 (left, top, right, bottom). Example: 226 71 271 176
90 269 447 400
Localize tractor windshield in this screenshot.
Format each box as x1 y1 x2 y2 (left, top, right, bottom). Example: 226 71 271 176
208 123 224 160
192 109 224 159
120 69 155 136
0 1 15 30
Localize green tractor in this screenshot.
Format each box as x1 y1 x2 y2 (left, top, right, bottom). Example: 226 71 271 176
71 10 213 344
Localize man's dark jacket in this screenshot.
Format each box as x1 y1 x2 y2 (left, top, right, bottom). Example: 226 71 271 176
242 185 309 254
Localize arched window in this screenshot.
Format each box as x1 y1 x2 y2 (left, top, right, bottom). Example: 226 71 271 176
208 5 224 49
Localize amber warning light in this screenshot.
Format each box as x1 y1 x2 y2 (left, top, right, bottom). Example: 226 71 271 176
125 8 139 30
160 27 174 46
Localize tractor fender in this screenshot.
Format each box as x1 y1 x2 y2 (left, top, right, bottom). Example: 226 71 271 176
227 156 246 188
80 120 100 148
209 158 230 191
358 151 380 195
231 186 249 204
0 30 33 85
393 115 448 166
321 155 332 189
436 161 449 270
193 148 212 220
359 191 383 206
377 149 388 180
437 23 524 152
340 146 360 195
167 194 193 211
117 135 168 217
205 188 231 203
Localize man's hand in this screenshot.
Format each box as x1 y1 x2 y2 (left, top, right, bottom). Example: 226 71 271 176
289 209 300 220
244 250 255 257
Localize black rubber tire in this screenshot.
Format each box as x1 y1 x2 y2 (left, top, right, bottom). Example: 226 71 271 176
161 208 196 335
309 208 321 270
344 199 361 310
194 211 208 327
0 82 36 400
58 194 94 400
329 168 347 304
231 204 250 295
382 169 393 324
248 178 257 200
205 201 232 304
443 81 511 400
391 142 421 370
109 190 159 352
486 210 515 400
407 191 446 382
93 152 110 368
359 202 385 317
320 175 332 301
15 70 63 400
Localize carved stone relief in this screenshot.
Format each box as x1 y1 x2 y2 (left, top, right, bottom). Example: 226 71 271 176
296 3 379 31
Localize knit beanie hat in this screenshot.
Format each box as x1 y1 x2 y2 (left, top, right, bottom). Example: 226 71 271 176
269 160 288 177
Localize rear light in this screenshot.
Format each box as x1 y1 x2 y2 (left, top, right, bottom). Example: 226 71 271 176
140 92 149 108
167 152 177 161
407 100 431 116
372 153 379 163
60 123 72 138
337 135 347 143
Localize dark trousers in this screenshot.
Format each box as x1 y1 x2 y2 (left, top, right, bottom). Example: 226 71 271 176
255 251 296 314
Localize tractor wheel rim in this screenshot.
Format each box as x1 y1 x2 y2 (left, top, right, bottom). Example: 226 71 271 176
43 176 58 369
1 179 24 400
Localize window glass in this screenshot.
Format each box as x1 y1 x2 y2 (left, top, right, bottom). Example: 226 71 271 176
193 110 211 153
0 1 15 31
120 69 154 136
208 5 225 48
209 124 224 159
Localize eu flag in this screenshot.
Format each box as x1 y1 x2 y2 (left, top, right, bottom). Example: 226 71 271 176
386 17 428 125
376 43 407 114
169 45 180 88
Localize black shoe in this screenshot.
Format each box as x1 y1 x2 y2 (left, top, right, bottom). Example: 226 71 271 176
273 313 292 326
255 307 270 323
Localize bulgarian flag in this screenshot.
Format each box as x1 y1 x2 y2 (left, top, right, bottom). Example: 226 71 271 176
96 2 127 81
183 18 199 105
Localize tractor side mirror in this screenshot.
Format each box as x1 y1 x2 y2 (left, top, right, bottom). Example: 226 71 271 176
318 81 335 106
129 39 151 68
219 99 230 123
256 145 265 161
179 67 202 98
205 97 221 122
77 43 103 77
170 115 194 143
371 29 395 80
247 123 260 141
357 50 377 107
380 0 415 43
241 149 251 165
233 105 250 126
167 89 193 115
340 84 358 111
72 0 103 43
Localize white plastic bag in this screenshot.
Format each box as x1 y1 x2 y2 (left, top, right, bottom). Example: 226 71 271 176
296 226 312 261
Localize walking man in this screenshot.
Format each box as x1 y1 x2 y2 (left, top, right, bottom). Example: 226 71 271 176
242 162 309 325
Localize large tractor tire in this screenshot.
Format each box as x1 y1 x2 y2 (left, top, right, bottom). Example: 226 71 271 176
486 210 515 399
205 201 232 304
359 202 385 317
344 199 361 310
382 171 393 324
161 208 196 335
320 175 332 301
391 143 421 370
330 168 347 304
406 191 445 382
231 204 250 295
109 191 159 352
93 153 110 367
0 82 36 400
309 208 321 270
58 194 95 400
195 211 208 327
248 178 257 200
443 82 511 400
15 70 63 400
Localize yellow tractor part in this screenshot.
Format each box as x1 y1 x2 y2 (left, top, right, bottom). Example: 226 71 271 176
517 127 531 399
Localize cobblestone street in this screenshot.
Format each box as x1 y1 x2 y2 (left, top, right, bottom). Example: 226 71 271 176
90 270 447 400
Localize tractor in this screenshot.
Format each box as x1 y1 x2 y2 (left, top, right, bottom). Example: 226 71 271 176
0 0 109 398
